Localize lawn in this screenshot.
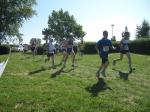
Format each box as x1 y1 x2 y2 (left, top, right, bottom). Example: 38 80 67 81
0 52 150 112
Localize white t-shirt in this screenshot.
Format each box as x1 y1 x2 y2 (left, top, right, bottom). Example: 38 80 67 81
121 39 129 50
48 42 55 53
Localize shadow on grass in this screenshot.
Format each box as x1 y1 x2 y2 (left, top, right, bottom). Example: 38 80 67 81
54 63 63 67
51 66 75 78
28 66 46 75
112 68 135 80
85 78 112 97
62 68 74 73
51 66 65 78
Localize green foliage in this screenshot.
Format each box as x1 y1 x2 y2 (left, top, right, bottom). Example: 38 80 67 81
0 0 37 43
136 19 150 39
84 42 97 54
42 9 86 42
36 46 44 55
0 45 10 55
30 38 41 46
129 38 150 55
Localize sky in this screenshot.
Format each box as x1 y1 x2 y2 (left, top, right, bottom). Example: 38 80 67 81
20 0 150 44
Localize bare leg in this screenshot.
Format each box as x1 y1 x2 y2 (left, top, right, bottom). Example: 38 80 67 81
51 55 54 66
51 55 56 69
96 63 105 79
60 51 66 64
113 53 124 66
71 51 76 66
101 61 109 77
63 53 68 67
126 52 132 72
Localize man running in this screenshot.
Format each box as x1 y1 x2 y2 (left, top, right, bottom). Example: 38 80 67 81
63 33 77 67
96 30 115 79
45 38 56 68
59 39 68 65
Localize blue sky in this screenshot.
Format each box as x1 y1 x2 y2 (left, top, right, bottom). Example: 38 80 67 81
20 0 150 44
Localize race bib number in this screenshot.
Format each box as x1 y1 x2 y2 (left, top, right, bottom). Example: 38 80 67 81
103 46 109 52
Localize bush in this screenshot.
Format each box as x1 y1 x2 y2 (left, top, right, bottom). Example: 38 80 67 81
84 42 97 54
129 38 150 55
0 45 10 55
37 46 44 55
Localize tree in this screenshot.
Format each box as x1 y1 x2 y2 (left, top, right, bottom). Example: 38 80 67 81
16 33 23 44
42 28 50 44
0 0 37 44
42 9 86 43
30 38 41 46
136 20 150 39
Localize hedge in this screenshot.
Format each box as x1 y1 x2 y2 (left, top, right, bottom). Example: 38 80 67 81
0 45 10 55
84 42 97 54
129 38 150 55
83 39 150 55
36 46 44 55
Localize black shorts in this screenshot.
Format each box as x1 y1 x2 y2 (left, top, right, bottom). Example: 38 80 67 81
121 50 130 54
100 55 108 64
62 48 67 52
31 47 35 51
67 48 73 54
47 53 54 57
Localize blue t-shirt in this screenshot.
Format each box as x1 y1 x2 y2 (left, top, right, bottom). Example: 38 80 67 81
97 38 112 57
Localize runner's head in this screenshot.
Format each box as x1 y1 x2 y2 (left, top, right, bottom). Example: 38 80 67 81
49 38 53 43
103 30 108 38
122 32 130 40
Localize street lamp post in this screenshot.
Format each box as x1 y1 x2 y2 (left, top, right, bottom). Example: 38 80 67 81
111 24 114 38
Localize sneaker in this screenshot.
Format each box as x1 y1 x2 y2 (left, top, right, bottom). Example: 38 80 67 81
72 64 77 67
50 65 56 69
113 60 116 66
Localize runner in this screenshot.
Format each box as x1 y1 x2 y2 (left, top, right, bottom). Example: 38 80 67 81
45 38 56 69
96 30 115 79
63 33 77 67
59 39 67 65
113 26 133 73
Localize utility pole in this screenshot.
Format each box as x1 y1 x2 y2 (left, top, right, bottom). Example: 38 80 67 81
111 24 114 38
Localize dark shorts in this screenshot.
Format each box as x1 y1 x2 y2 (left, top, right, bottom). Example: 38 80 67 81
121 50 130 54
31 47 35 51
67 48 73 54
62 48 67 52
47 53 54 57
99 55 108 64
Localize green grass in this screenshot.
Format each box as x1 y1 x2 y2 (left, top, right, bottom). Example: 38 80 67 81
0 52 150 112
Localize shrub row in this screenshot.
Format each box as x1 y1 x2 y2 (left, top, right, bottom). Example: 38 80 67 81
83 39 150 55
0 45 10 55
129 38 150 55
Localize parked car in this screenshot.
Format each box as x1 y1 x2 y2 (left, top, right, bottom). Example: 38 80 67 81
11 45 23 52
